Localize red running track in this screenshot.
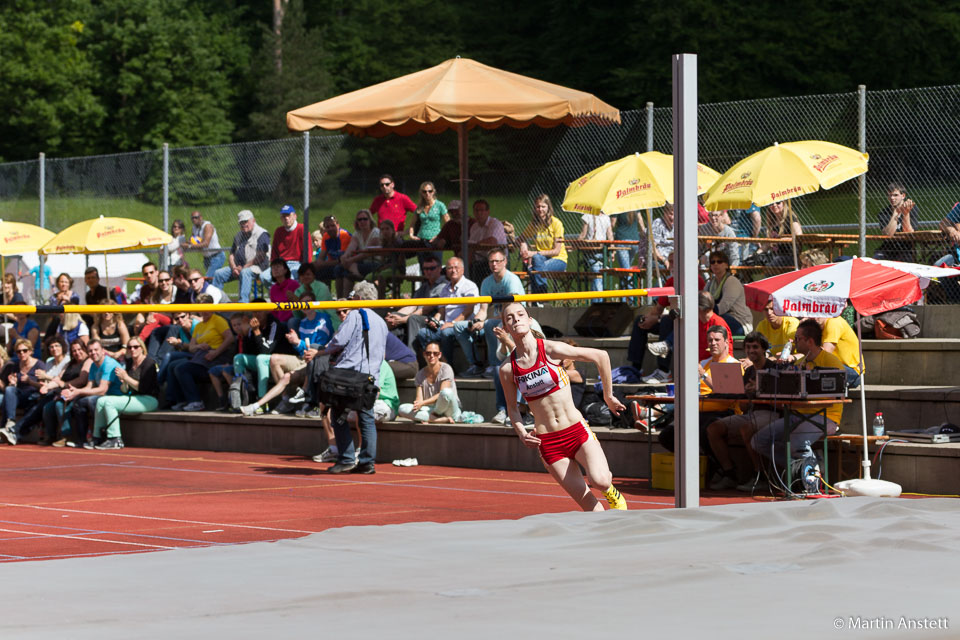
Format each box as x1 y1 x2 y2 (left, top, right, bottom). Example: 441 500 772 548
0 446 757 563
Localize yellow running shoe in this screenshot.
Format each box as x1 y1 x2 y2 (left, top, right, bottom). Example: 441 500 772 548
603 485 627 510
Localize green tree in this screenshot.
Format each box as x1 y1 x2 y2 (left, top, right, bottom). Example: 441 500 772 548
0 1 105 161
85 0 252 152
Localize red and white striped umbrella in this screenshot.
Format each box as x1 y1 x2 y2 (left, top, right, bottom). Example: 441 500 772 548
744 257 960 318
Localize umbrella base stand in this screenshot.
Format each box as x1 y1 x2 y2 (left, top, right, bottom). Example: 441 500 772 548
835 478 902 498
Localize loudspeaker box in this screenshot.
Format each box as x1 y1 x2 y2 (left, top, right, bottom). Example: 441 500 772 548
573 302 635 338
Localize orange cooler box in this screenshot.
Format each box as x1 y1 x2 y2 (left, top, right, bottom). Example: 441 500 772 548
651 453 707 491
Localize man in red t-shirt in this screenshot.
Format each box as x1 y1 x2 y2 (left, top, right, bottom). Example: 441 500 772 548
370 174 417 232
697 290 733 360
263 204 312 286
314 215 352 294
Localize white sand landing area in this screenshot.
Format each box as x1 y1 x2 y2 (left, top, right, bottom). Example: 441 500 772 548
1 497 956 639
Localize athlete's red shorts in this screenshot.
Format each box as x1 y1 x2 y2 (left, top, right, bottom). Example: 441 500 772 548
538 421 591 465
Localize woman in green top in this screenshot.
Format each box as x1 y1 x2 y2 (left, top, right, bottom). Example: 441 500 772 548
408 181 448 243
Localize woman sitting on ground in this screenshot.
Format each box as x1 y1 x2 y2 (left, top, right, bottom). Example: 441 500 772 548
91 336 159 450
706 249 753 336
91 301 130 362
0 338 48 445
398 340 462 423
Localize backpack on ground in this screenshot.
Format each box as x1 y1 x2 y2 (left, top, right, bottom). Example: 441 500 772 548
228 374 254 412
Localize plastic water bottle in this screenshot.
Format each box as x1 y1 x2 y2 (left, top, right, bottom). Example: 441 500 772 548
872 412 885 437
779 340 793 362
800 440 820 494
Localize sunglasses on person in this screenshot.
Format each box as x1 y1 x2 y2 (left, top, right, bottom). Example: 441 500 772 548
424 350 441 357
380 182 392 187
423 264 439 271
15 348 30 354
421 188 434 193
126 343 142 350
159 277 172 283
173 314 187 321
709 259 727 264
189 277 203 283
356 217 370 222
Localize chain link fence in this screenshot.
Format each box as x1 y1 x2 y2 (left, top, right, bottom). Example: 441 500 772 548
1 84 959 302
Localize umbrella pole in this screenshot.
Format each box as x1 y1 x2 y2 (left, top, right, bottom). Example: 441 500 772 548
855 312 872 480
458 124 470 268
645 208 654 294
787 199 799 268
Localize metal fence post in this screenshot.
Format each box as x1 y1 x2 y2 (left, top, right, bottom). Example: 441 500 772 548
38 152 46 301
303 131 311 262
858 85 867 257
645 102 655 290
162 143 169 270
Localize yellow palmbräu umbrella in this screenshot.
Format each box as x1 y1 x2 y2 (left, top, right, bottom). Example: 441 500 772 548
0 220 56 257
40 216 173 288
702 140 869 211
561 151 721 215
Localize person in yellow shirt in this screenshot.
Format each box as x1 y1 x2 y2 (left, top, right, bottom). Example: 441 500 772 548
755 299 799 357
518 194 567 294
751 318 845 470
817 316 863 388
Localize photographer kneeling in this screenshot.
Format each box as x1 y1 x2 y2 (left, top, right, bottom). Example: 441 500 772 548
312 281 387 475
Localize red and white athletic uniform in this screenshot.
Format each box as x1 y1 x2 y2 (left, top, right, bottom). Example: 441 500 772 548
510 339 570 401
511 339 594 463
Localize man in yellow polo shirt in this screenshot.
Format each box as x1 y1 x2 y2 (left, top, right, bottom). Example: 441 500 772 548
755 299 799 357
817 316 863 388
751 318 845 470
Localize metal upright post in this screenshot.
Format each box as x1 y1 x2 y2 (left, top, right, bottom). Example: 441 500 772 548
672 53 700 509
645 102 655 291
162 143 169 271
303 131 311 263
858 85 867 258
38 152 46 301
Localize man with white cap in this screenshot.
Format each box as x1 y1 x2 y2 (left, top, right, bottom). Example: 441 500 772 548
212 210 271 303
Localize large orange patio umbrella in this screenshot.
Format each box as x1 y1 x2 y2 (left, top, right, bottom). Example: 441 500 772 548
287 57 620 265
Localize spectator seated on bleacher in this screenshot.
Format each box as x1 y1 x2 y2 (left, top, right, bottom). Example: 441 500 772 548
90 301 130 363
578 211 613 296
705 249 753 336
367 219 408 286
398 340 462 423
467 199 508 283
312 215 352 297
267 259 298 328
59 339 124 448
187 268 225 304
0 338 48 445
335 209 380 297
164 294 234 412
414 256 481 376
698 209 740 267
874 182 921 263
232 302 281 402
291 262 333 323
385 332 418 381
55 313 90 349
8 312 41 359
728 205 761 262
648 290 733 368
154 312 196 384
384 254 448 351
91 335 159 450
518 194 567 295
41 340 92 447
430 200 472 258
240 292 333 416
467 248 525 379
12 335 68 444
705 332 780 492
755 299 798 358
751 319 845 473
211 209 270 304
753 201 801 267
629 252 703 384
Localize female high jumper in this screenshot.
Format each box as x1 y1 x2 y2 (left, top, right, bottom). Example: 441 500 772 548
498 302 627 511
